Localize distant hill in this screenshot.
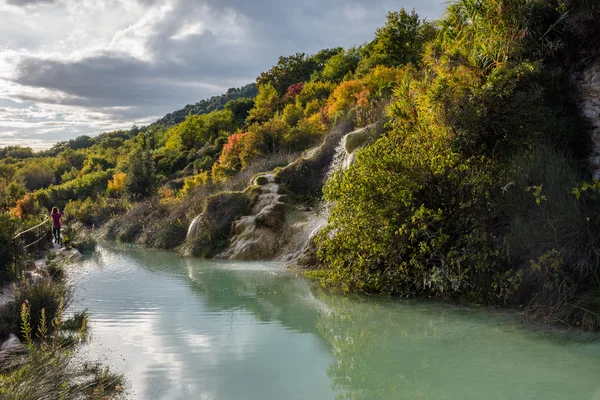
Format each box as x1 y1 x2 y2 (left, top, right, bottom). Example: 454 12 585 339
150 83 258 129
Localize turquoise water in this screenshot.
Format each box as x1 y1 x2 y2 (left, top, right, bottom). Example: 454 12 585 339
69 244 600 400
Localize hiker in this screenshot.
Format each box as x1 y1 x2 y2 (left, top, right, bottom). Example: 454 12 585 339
50 207 62 245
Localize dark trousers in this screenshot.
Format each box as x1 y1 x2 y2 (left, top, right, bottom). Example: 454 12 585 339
53 226 61 243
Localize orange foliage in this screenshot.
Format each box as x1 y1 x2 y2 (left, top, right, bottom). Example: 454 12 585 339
356 88 371 108
212 132 248 181
10 193 40 219
326 80 365 118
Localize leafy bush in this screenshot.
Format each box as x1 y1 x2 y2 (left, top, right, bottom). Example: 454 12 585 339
16 162 56 191
0 213 19 282
315 0 600 329
64 197 127 227
181 172 210 197
32 170 114 211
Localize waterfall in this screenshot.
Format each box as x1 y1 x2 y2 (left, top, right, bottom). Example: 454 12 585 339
324 133 353 182
186 214 204 240
183 123 381 265
282 129 361 267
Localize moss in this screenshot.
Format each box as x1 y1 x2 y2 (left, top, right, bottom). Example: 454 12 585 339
254 175 269 186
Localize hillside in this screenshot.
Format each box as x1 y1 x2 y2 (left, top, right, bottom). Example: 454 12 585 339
150 83 258 129
2 0 600 332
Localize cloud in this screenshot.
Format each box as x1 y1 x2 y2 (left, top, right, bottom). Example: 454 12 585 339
5 0 57 6
0 0 447 149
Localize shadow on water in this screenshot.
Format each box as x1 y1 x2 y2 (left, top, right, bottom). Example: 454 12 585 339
73 243 600 400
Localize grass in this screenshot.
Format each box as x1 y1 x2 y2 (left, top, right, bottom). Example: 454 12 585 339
0 281 71 341
0 297 124 400
46 261 66 282
495 143 600 330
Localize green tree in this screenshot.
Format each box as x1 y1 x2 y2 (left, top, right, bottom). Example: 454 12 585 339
257 50 341 96
16 162 56 191
225 98 255 126
359 9 424 71
125 134 157 199
67 135 95 150
320 47 361 83
247 83 280 124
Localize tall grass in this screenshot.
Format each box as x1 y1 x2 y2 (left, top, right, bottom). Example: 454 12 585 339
495 143 600 329
0 278 72 341
0 296 124 400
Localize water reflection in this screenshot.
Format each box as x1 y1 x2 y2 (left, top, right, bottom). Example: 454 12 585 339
70 244 600 400
316 292 600 400
71 245 336 400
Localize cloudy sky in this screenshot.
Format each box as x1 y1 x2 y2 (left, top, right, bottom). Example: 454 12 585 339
0 0 446 150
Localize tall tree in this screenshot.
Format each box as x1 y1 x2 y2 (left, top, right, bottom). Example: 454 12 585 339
360 9 425 71
125 134 157 200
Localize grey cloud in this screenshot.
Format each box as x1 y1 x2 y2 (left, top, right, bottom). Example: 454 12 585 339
5 0 57 6
11 49 248 107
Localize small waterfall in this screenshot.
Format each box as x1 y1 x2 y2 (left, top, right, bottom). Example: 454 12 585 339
324 133 353 182
317 124 377 227
283 127 373 267
186 214 204 239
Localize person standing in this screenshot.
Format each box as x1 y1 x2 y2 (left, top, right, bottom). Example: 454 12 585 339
50 207 62 245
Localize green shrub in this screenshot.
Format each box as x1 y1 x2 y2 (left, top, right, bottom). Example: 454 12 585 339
32 170 114 210
315 0 600 330
64 196 127 227
0 212 19 282
46 261 66 282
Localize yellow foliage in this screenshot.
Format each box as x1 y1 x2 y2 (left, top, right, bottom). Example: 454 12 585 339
107 172 126 196
363 65 403 93
282 102 303 127
326 80 365 118
180 172 211 196
158 185 179 205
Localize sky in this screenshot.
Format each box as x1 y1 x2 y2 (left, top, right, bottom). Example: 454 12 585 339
0 0 447 150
